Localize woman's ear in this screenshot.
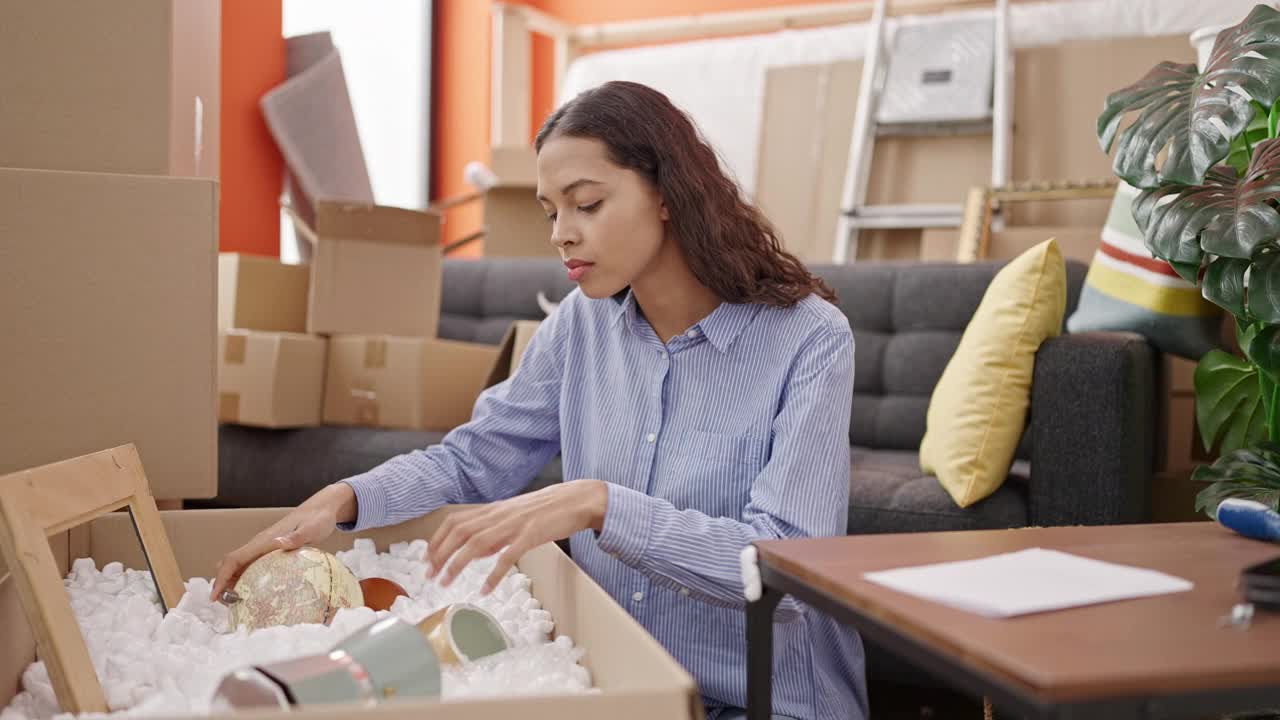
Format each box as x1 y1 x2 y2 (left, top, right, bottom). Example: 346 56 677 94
659 200 670 221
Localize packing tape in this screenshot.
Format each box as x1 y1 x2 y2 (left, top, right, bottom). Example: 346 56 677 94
363 338 387 369
224 334 247 364
218 393 241 423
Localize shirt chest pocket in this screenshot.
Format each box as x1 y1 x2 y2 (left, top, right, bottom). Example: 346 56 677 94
665 430 771 514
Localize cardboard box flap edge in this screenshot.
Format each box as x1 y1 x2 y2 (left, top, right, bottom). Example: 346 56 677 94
313 200 442 248
489 145 538 187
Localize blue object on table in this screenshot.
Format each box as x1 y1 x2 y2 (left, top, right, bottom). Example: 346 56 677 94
1216 498 1280 542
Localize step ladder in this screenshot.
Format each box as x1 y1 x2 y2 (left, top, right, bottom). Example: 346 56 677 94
832 0 1013 263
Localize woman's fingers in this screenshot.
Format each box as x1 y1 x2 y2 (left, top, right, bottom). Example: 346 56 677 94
481 541 529 595
426 508 488 577
439 524 508 587
209 518 307 600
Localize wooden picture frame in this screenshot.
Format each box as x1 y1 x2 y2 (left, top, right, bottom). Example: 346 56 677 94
955 178 1118 262
0 443 184 714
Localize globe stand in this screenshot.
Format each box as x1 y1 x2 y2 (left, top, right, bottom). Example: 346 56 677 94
0 443 184 714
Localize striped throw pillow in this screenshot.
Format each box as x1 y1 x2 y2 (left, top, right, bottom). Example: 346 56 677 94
1066 181 1222 360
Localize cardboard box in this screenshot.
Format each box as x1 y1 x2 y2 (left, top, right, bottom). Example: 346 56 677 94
0 0 220 178
324 337 503 432
493 320 542 377
0 167 217 500
218 331 327 428
483 146 556 259
305 201 444 338
920 226 1101 264
218 253 311 333
0 507 701 719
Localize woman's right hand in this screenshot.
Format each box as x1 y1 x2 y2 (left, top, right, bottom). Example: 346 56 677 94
209 482 359 602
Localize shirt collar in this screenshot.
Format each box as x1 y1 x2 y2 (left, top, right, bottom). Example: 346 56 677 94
696 300 760 353
611 288 759 353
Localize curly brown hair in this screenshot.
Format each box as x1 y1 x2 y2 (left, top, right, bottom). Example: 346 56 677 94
534 81 836 306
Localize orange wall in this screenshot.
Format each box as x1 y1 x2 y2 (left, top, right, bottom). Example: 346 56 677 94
431 0 828 255
220 0 286 256
431 0 496 257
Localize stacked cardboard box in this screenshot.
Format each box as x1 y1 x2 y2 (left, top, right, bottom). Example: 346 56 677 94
216 253 326 428
483 146 556 258
309 200 523 433
246 37 536 434
0 1 221 502
219 200 537 434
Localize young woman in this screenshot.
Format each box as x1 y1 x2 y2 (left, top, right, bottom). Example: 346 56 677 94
212 80 865 720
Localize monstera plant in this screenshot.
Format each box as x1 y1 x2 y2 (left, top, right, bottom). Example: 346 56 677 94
1099 4 1280 517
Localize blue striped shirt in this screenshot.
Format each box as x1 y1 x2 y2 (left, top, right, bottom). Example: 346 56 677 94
340 287 867 720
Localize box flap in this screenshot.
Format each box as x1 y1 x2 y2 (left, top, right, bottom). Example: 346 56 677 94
314 201 441 248
489 145 538 187
484 324 520 389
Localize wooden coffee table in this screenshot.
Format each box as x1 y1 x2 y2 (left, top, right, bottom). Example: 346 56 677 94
746 523 1280 719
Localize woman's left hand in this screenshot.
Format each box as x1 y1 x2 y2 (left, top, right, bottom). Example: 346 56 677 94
426 479 609 594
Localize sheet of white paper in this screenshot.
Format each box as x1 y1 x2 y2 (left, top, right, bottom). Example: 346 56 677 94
862 548 1193 618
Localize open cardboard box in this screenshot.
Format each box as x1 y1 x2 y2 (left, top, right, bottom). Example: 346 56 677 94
289 200 444 339
1 506 702 719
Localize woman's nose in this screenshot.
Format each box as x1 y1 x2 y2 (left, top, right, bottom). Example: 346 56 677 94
550 221 578 250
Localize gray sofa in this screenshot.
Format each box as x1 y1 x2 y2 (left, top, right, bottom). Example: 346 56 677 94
207 257 1157 533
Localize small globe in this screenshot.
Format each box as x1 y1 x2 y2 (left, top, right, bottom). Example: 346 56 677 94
228 547 364 632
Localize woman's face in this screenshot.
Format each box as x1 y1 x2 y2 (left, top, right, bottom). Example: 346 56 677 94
536 135 669 299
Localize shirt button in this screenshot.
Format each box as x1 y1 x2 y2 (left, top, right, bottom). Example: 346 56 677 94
679 587 690 597
686 329 699 338
645 433 656 443
632 591 644 602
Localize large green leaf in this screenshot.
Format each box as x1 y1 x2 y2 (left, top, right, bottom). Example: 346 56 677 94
1136 139 1280 265
1193 441 1280 518
1131 181 1206 276
1203 257 1250 316
1099 4 1280 187
1250 324 1280 383
1249 247 1280 323
1194 349 1269 453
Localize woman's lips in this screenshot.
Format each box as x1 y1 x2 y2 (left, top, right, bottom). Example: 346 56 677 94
565 262 594 281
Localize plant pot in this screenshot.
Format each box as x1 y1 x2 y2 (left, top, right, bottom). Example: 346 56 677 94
1190 23 1230 69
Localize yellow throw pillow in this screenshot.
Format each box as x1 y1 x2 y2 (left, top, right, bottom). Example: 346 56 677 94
920 239 1068 508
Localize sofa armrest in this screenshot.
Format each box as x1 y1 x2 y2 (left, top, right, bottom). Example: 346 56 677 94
1028 332 1156 526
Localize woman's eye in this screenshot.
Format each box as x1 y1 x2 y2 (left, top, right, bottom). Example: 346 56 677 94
578 200 602 214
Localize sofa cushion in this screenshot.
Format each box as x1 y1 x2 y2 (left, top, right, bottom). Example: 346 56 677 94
438 258 572 344
205 425 565 510
920 239 1068 508
204 425 448 508
847 448 1030 534
813 260 1086 457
